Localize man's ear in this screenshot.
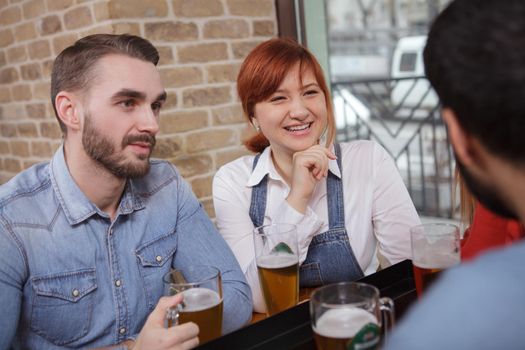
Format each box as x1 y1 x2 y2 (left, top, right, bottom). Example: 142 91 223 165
55 92 81 132
442 108 477 168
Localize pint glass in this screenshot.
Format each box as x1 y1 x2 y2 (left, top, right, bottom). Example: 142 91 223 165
163 265 223 344
253 223 299 316
310 282 395 350
410 223 461 297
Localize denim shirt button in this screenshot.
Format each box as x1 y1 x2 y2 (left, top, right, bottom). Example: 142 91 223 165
119 327 126 334
72 289 80 297
115 279 122 287
155 255 162 263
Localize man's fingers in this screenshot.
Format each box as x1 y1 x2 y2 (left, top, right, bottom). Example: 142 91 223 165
168 322 200 346
149 294 184 326
179 336 200 350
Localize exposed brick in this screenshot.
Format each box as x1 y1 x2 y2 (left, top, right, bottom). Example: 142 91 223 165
172 154 212 178
14 22 36 42
212 104 244 125
21 63 41 80
7 45 27 64
162 91 178 110
18 123 38 137
52 34 77 56
4 158 21 173
151 136 182 159
26 103 46 119
0 0 6 10
11 84 31 101
93 1 109 21
172 0 223 17
0 28 14 48
216 146 252 167
40 121 62 138
0 140 9 154
232 40 263 59
201 198 215 218
41 59 54 78
160 67 202 88
81 24 113 37
28 40 51 60
253 20 275 36
207 63 239 83
46 0 73 11
112 22 141 36
157 46 174 66
178 43 228 63
0 50 5 67
39 15 62 35
64 6 93 30
159 110 208 133
183 86 231 107
10 140 29 157
186 129 236 153
0 67 19 84
23 160 40 169
204 19 249 39
2 104 25 119
0 5 22 26
32 82 49 99
1 124 16 136
22 0 45 19
145 21 198 42
31 140 52 157
190 175 213 198
0 86 11 103
108 0 168 18
227 0 273 16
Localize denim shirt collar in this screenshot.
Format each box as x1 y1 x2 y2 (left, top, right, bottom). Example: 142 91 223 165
246 145 341 187
50 146 145 225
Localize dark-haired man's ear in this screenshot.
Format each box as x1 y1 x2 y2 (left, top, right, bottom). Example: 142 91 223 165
55 92 81 132
443 108 476 168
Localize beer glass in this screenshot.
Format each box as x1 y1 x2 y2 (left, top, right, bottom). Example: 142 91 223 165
253 223 299 316
410 223 461 297
310 282 395 350
163 265 223 344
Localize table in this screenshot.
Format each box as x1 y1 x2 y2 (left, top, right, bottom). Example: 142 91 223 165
197 259 417 350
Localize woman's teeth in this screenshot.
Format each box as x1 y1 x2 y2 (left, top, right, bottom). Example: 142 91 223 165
286 123 310 132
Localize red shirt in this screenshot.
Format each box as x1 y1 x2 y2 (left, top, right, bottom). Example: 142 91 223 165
461 202 524 261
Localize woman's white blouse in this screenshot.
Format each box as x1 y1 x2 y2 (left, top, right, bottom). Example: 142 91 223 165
213 140 421 312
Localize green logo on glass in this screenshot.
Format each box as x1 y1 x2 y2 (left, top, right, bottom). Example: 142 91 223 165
346 323 380 350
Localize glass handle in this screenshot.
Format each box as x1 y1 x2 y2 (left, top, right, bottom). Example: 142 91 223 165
379 297 395 340
165 305 180 328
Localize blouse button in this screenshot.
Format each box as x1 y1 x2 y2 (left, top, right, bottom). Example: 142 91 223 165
155 255 163 263
72 289 80 297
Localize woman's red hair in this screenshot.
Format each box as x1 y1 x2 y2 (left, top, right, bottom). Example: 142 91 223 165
237 37 335 153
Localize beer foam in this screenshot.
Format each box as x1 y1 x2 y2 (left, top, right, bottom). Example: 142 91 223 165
181 288 222 312
414 251 460 269
257 253 298 269
314 308 378 339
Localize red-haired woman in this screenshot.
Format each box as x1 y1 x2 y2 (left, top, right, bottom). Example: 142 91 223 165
212 38 420 312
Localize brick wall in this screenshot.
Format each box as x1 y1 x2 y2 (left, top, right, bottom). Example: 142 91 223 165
0 0 277 217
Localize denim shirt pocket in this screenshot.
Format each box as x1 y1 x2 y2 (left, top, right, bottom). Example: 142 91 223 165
30 268 97 346
135 231 178 310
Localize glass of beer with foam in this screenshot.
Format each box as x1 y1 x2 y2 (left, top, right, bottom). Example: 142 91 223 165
254 223 299 316
410 223 461 297
163 265 223 344
310 282 394 350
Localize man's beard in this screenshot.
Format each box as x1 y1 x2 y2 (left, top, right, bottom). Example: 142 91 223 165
82 114 156 179
456 159 518 220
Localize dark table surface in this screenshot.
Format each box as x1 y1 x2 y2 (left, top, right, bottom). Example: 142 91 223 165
197 259 417 350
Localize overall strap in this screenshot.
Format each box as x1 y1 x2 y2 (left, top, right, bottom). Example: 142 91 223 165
249 154 267 228
326 143 346 229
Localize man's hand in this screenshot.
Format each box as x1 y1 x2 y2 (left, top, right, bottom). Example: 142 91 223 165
132 294 199 350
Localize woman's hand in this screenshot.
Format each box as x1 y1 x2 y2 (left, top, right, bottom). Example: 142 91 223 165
286 145 336 214
132 294 199 350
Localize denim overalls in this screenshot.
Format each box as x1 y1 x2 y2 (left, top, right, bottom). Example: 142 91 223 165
249 143 364 287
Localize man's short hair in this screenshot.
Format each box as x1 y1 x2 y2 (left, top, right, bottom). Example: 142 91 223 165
51 34 159 134
424 0 525 163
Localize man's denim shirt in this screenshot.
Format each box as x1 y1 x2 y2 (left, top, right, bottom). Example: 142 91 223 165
0 147 252 349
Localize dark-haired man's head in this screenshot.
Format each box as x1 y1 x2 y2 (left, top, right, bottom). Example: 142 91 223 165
424 0 525 219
